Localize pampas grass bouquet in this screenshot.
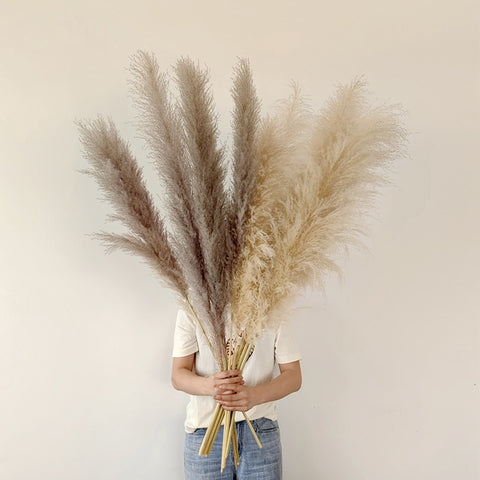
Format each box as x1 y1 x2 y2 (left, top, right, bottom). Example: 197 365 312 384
78 51 407 471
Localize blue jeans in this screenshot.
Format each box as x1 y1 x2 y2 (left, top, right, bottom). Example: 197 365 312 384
184 417 282 480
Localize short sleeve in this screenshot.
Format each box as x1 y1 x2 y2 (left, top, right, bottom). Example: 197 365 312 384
172 309 199 357
274 317 302 364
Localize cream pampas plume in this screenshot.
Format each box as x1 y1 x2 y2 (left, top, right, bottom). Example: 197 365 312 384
230 86 315 339
77 116 186 297
232 77 407 343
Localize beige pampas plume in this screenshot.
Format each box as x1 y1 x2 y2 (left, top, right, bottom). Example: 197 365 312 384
77 116 187 297
233 78 408 342
231 86 315 338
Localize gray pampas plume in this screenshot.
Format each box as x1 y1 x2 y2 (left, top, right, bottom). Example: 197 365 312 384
80 52 260 369
128 51 223 366
77 116 187 297
228 58 261 271
174 57 231 365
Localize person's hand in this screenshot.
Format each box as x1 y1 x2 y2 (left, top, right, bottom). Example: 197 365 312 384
214 384 259 412
205 369 244 397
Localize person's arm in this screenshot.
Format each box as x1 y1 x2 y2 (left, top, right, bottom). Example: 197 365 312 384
171 354 244 396
213 360 302 412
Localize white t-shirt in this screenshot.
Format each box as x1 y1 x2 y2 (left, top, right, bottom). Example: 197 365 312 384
172 308 302 433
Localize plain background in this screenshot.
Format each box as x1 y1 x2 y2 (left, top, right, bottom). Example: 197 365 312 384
1 0 479 478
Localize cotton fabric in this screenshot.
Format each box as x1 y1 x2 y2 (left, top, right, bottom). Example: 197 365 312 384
172 308 302 433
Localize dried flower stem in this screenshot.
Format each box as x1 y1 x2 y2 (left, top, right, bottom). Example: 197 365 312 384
231 419 240 466
199 336 262 467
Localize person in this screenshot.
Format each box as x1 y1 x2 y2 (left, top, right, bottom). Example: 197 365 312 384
171 308 302 480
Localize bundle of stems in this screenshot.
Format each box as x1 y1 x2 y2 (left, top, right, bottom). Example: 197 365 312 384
79 52 407 471
198 335 262 471
183 299 262 469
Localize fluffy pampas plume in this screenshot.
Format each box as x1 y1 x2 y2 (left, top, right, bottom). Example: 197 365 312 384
230 85 315 339
174 57 231 365
228 58 261 272
128 51 232 368
77 116 187 298
232 77 408 343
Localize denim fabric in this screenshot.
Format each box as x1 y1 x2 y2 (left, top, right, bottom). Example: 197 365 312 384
184 417 282 480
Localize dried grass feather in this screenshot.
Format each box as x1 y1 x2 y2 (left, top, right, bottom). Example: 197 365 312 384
231 86 315 337
228 58 261 272
128 51 223 365
77 116 186 296
174 57 231 364
233 78 407 342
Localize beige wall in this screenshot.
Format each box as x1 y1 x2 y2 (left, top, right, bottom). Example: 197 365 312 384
1 0 478 478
